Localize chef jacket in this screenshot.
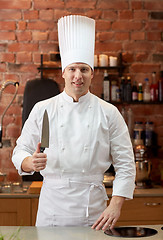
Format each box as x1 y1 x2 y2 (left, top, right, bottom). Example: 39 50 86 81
12 91 136 226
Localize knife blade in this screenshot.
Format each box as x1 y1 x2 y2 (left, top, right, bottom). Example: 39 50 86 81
40 109 49 153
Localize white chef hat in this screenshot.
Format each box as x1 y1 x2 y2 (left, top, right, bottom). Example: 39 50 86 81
58 15 95 72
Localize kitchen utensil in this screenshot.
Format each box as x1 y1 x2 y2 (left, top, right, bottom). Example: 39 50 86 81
1 182 12 193
104 226 158 238
12 182 23 193
0 172 6 183
40 110 49 153
103 174 114 187
134 144 152 188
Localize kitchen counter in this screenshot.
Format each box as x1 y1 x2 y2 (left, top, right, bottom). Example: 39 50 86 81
0 192 39 198
0 183 162 227
0 182 162 198
106 186 163 197
0 225 162 240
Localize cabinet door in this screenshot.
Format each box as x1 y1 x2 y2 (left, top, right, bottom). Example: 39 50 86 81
0 198 31 226
116 197 163 225
31 198 39 226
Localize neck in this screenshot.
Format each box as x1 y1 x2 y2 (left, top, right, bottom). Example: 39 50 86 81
64 89 88 102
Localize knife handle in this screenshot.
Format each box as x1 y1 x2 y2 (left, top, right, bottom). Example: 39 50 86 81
40 147 45 153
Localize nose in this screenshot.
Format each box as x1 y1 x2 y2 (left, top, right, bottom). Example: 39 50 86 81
74 69 82 80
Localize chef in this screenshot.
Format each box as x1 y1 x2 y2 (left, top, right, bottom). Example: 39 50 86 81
12 15 136 231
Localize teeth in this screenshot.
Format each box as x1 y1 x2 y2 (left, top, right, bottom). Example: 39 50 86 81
73 82 83 85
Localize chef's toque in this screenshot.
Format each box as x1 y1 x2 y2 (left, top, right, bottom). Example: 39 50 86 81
58 15 95 72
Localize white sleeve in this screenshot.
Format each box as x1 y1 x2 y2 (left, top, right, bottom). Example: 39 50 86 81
109 106 136 199
12 104 41 176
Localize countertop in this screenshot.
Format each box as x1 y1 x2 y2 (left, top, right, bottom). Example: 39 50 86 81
106 185 163 197
0 181 162 198
0 225 162 240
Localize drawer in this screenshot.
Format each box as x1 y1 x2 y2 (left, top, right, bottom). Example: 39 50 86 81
119 197 163 221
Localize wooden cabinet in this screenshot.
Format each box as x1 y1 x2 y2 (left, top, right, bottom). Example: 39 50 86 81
31 198 39 226
0 187 162 226
108 196 163 226
0 196 39 226
31 195 163 227
0 198 31 226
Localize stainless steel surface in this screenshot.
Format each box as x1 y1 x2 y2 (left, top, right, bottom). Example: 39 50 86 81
135 160 151 186
103 174 114 187
134 145 152 188
40 109 49 152
104 227 158 238
0 225 162 240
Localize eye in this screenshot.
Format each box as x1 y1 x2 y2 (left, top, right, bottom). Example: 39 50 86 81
69 67 75 72
81 67 89 73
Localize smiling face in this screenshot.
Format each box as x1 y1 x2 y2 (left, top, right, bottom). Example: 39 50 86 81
62 63 94 102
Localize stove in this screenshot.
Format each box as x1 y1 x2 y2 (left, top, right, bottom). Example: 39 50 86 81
104 226 158 238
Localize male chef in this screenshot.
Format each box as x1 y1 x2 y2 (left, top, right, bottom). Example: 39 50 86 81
12 15 136 231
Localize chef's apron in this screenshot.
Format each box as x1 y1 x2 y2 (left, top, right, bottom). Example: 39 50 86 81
36 173 108 226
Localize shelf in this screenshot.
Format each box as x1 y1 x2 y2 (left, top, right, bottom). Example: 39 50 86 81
108 101 163 105
37 66 61 71
94 66 124 70
38 53 125 79
37 65 124 71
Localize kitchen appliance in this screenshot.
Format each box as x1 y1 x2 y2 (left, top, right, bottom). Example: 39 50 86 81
104 226 158 238
103 173 114 187
134 144 152 188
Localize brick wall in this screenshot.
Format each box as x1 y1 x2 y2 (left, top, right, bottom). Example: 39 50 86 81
0 0 163 183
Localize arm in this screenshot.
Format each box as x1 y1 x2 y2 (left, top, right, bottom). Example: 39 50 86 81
12 103 47 175
21 142 47 173
92 105 135 231
92 196 125 231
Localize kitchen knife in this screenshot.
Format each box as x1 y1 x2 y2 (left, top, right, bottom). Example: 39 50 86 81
40 109 49 152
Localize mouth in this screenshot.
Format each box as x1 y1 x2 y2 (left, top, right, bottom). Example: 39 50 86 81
72 82 83 87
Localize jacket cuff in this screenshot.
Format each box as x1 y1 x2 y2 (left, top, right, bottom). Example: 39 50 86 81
112 178 136 199
12 150 34 176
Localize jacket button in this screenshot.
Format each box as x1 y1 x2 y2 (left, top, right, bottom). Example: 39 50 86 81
84 146 88 151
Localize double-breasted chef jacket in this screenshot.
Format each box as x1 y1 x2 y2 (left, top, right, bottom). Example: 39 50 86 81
12 91 136 227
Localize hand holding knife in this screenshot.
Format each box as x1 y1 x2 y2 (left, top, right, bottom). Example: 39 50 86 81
21 109 49 173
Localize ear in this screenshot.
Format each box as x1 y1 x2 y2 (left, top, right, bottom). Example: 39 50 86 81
91 70 94 79
62 70 65 78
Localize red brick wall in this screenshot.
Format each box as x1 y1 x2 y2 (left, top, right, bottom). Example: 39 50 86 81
0 0 163 182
